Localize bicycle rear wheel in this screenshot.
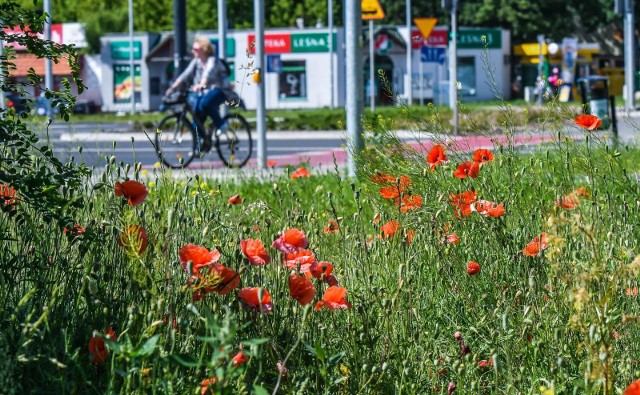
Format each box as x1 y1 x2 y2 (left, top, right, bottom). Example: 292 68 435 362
155 113 197 168
216 114 253 168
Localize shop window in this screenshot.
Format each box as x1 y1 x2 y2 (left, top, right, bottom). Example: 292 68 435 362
150 77 160 95
279 60 307 100
457 57 476 96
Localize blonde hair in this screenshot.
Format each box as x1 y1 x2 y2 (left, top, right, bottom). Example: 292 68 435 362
193 36 213 57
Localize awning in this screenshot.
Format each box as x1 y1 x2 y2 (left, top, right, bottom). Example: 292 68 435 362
6 52 74 77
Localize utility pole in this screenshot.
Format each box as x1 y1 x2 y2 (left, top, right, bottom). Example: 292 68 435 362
624 0 635 110
406 0 412 105
254 0 267 169
537 34 544 106
217 0 227 61
346 0 363 177
173 0 187 75
328 0 334 108
444 0 458 135
44 0 53 118
128 0 135 115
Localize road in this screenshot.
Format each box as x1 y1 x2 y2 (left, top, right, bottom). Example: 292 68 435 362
34 114 639 171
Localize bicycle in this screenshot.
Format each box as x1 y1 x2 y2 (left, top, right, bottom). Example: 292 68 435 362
154 91 253 168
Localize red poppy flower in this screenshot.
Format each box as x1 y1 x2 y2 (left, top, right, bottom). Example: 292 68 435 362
399 194 423 213
522 232 549 257
574 114 603 130
380 186 401 200
88 327 116 364
200 377 218 395
472 148 494 164
63 224 85 235
267 160 277 167
118 225 148 256
190 263 240 299
114 180 148 206
179 244 221 273
624 379 640 395
291 167 310 179
450 190 477 218
474 200 505 217
323 219 339 234
626 286 638 296
289 273 316 305
406 229 416 245
308 260 333 281
314 286 351 311
272 228 309 253
453 161 480 179
284 249 316 270
228 194 243 204
240 239 271 266
370 172 396 184
381 220 400 238
238 287 273 313
555 194 579 209
232 350 248 367
427 144 448 171
467 261 481 275
446 232 460 244
0 183 16 208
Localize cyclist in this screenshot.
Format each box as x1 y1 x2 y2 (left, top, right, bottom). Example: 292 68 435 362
165 36 235 145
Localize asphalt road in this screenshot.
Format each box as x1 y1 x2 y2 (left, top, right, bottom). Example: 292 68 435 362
32 114 640 171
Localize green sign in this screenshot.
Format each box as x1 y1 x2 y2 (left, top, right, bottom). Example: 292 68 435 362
291 33 337 53
457 29 501 49
113 64 141 104
111 41 142 60
210 38 236 58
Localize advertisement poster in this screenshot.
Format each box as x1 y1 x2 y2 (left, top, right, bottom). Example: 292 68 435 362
113 64 141 103
279 60 306 100
561 37 578 84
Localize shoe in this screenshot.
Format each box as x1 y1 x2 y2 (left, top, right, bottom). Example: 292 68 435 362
217 121 229 135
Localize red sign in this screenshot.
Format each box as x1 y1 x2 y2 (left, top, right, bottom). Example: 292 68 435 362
425 28 448 47
410 29 422 50
248 34 291 54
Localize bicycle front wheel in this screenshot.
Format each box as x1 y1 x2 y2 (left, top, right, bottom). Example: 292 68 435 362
155 113 197 168
216 114 253 168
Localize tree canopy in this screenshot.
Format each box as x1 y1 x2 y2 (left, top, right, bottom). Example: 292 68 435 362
15 0 623 53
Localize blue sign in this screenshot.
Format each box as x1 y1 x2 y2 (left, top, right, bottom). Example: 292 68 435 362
421 46 446 64
266 55 282 73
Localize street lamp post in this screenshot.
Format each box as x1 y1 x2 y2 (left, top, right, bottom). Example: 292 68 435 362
537 34 544 106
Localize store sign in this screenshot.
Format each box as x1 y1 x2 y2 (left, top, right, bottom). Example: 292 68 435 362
457 29 501 49
279 60 306 99
2 23 87 50
111 41 142 60
248 33 336 54
113 64 141 104
291 33 337 53
425 29 448 47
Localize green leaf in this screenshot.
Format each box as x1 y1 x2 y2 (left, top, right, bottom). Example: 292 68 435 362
252 385 269 395
167 353 201 368
135 334 159 357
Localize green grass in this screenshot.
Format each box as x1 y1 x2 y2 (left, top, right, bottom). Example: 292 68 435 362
2 107 640 393
37 99 584 134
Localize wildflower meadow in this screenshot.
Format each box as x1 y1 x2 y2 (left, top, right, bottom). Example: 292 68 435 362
2 2 640 392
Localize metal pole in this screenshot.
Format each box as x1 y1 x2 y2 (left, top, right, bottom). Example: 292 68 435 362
217 0 227 60
346 0 363 177
449 0 458 135
369 20 375 112
218 0 228 118
537 34 544 106
128 0 135 114
419 60 423 106
254 0 267 169
44 0 53 118
328 0 334 108
406 0 412 106
624 0 635 111
173 0 187 75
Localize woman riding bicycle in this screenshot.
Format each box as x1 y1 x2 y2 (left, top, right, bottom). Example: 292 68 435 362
165 36 235 139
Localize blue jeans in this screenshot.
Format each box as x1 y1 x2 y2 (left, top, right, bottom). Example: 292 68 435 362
193 89 226 137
